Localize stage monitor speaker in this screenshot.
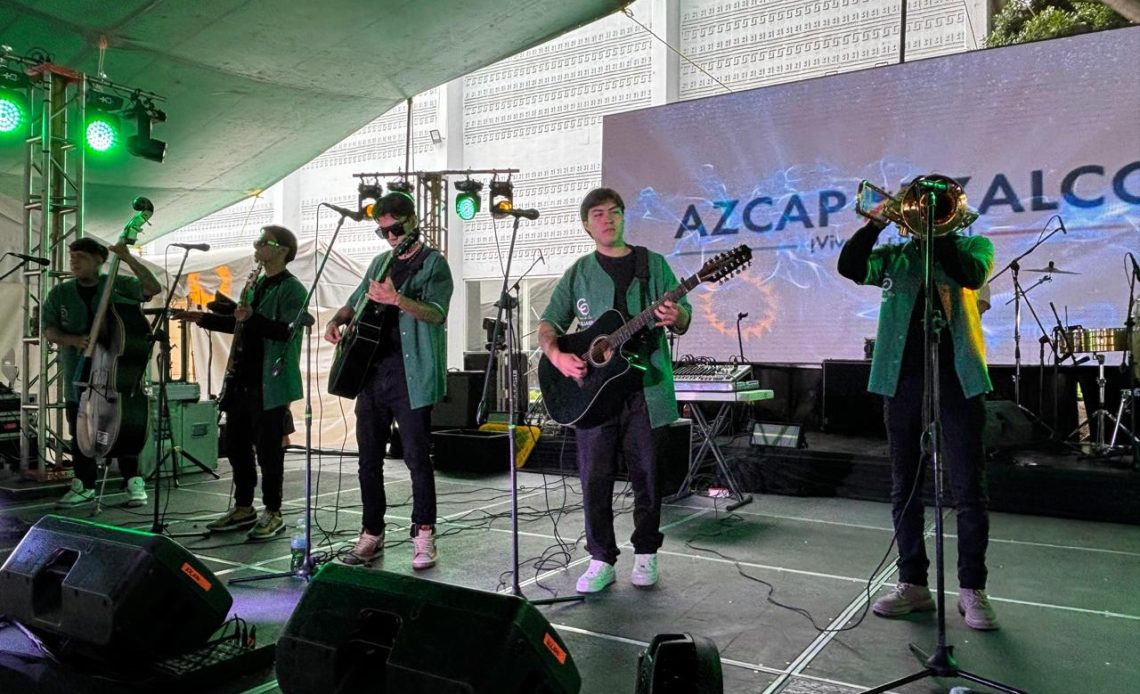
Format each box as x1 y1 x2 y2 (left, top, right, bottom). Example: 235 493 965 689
983 399 1035 449
636 633 723 694
276 563 581 694
0 514 233 663
432 371 485 429
750 422 806 448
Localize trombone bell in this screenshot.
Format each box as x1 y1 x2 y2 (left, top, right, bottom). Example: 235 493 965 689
856 175 978 238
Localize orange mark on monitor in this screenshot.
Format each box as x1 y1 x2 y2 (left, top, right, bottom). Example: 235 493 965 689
180 562 212 592
543 632 567 664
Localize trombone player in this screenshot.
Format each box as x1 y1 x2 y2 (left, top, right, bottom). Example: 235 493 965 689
837 176 999 631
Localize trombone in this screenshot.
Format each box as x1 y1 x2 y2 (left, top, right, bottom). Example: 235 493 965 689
856 174 978 238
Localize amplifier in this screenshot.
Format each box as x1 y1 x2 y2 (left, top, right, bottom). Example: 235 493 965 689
146 381 201 402
138 400 218 477
0 410 18 442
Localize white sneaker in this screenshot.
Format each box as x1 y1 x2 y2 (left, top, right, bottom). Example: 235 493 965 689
412 525 437 570
342 530 383 566
631 553 659 587
576 559 616 593
125 476 147 507
56 478 94 508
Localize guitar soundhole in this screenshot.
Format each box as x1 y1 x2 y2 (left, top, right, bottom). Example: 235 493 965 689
586 336 614 367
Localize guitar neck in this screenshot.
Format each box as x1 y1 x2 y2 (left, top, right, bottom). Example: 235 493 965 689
609 274 700 349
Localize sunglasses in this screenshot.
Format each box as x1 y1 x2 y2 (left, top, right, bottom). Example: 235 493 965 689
375 220 407 238
253 237 284 249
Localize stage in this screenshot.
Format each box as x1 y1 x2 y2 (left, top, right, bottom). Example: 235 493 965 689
1 447 1137 693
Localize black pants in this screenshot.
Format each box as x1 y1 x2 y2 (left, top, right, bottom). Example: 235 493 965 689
574 390 664 565
884 368 990 590
223 385 290 512
356 356 435 535
66 400 138 489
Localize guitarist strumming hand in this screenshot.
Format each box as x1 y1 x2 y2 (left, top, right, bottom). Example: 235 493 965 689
537 187 691 594
324 192 454 570
47 238 162 509
174 226 308 541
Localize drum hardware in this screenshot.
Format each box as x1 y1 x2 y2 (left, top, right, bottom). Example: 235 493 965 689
1107 388 1137 451
1068 351 1133 456
988 217 1074 443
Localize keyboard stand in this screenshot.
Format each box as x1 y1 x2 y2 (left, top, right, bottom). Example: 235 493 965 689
665 388 774 511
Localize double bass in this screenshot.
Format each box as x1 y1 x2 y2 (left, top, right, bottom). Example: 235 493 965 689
75 198 155 459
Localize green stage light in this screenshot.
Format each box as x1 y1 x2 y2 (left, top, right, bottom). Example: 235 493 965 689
85 90 125 154
86 115 119 152
454 178 483 220
0 66 30 137
0 96 23 133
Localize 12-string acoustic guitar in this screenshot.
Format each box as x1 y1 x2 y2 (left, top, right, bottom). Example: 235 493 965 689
538 245 751 427
327 230 420 398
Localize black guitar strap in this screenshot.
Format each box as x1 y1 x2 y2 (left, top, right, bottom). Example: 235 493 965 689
633 245 650 311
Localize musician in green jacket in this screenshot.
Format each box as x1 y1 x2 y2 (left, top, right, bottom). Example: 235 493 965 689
838 204 999 631
538 187 691 593
325 192 453 570
45 237 162 509
176 225 308 541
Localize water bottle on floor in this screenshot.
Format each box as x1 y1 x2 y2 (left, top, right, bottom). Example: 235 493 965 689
290 517 308 572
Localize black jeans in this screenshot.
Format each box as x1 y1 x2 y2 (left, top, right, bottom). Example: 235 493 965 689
222 385 290 512
66 400 138 489
356 356 435 535
574 390 663 565
884 368 990 589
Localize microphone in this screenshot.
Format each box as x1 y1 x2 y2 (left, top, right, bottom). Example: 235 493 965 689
916 179 949 190
493 201 540 220
125 196 155 233
7 253 49 266
323 202 367 221
1057 217 1067 235
737 312 748 320
1130 253 1140 279
172 242 210 252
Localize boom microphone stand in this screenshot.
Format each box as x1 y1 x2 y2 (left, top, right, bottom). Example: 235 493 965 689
477 210 582 606
150 245 219 537
863 184 1024 694
229 208 346 586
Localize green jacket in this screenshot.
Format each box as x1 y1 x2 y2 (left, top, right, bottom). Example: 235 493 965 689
202 272 308 410
348 247 453 410
43 275 145 402
540 249 690 429
863 234 994 399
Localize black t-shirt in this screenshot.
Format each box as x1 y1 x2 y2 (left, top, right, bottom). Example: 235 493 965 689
899 287 955 376
595 251 636 319
76 283 98 320
374 244 425 361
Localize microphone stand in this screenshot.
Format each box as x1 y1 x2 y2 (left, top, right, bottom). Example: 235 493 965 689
149 246 219 537
230 208 348 586
1003 263 1059 440
863 190 1024 694
735 313 747 362
1109 258 1138 466
991 218 1066 441
0 254 39 282
477 214 581 606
